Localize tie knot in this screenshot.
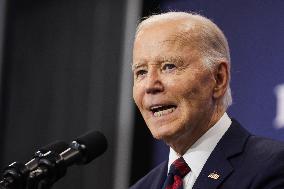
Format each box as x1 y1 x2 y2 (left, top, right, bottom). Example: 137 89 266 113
169 157 190 178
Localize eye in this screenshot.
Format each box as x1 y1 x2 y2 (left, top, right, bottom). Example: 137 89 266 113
135 69 147 79
162 63 176 72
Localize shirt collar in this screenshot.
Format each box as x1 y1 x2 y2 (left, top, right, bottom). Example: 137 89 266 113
168 112 231 177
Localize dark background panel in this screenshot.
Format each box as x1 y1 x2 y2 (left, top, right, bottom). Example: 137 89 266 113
0 0 126 188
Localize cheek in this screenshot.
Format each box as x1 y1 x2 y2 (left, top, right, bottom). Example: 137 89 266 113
181 75 214 100
133 85 142 107
172 81 199 100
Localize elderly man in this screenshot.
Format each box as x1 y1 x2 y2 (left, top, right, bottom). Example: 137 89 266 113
130 12 284 189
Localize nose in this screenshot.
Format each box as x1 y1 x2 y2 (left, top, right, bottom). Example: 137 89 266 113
145 69 164 94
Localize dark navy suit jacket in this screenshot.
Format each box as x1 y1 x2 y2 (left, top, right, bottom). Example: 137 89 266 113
130 120 284 189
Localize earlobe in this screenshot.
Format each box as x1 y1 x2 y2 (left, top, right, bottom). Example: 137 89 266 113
213 62 229 99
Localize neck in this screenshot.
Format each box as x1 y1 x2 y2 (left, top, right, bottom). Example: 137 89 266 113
167 105 226 155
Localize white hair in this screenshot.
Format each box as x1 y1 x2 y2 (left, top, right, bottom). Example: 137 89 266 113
135 12 232 109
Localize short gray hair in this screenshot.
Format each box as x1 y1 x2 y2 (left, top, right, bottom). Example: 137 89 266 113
135 12 232 109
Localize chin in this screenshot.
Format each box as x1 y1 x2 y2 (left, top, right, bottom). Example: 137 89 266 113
150 127 180 142
149 129 167 140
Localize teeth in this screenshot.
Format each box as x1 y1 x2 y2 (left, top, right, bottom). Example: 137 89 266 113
153 107 175 117
150 105 163 111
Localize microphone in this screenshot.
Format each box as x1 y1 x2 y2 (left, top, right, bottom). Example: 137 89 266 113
61 130 108 165
28 131 107 187
26 141 69 171
0 141 69 189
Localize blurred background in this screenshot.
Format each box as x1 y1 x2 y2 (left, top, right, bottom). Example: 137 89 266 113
0 0 283 188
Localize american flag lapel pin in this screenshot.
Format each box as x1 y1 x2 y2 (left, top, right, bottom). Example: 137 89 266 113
208 172 220 180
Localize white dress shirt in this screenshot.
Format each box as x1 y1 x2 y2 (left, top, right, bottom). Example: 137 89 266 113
168 113 232 189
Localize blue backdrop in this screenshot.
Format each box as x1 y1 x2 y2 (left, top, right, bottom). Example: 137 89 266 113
153 0 284 166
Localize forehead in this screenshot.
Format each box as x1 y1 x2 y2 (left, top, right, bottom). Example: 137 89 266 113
133 23 201 65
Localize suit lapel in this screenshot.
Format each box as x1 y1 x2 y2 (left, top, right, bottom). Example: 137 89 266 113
150 161 168 189
193 119 250 189
192 146 233 189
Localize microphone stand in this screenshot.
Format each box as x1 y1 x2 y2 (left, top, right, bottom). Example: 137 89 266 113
26 151 67 189
0 162 29 189
26 174 52 189
0 151 66 189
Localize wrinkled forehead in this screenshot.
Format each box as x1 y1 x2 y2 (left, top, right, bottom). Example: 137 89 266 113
133 21 204 66
132 34 204 73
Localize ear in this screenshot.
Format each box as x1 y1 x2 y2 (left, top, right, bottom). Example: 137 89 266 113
212 62 229 99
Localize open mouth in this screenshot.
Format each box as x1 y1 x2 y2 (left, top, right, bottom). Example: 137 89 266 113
150 105 177 117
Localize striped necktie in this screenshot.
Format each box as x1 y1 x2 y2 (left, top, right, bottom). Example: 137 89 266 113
163 157 191 189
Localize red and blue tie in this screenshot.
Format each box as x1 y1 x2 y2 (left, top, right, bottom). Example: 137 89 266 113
163 157 191 189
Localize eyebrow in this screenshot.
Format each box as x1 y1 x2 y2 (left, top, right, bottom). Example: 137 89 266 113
131 56 184 71
131 62 146 72
161 56 183 64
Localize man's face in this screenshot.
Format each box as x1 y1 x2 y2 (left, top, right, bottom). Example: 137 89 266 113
132 21 217 144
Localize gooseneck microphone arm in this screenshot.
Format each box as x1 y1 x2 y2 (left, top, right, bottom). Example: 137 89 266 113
0 130 107 189
0 141 68 189
27 131 108 189
26 141 82 189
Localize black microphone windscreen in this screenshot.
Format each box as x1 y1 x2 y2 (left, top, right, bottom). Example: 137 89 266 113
75 131 107 164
